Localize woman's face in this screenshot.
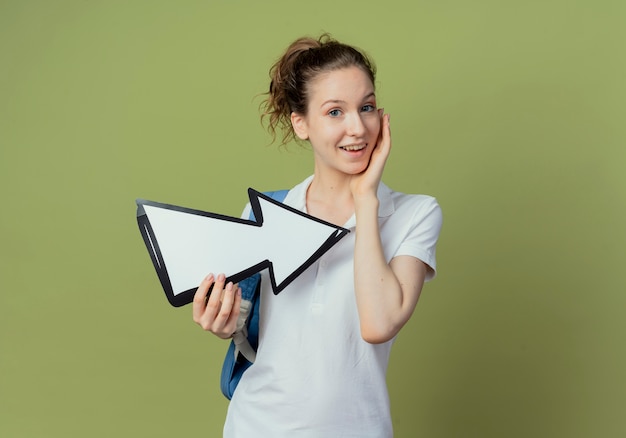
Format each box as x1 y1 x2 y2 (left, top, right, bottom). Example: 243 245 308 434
291 66 381 177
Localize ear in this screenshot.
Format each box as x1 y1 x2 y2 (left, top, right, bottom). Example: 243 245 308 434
290 112 309 140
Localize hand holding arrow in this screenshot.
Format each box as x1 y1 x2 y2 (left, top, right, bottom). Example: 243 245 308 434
136 189 349 307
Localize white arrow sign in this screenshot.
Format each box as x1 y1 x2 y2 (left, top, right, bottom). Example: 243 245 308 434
137 189 349 307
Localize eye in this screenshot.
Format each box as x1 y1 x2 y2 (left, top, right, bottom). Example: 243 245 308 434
361 104 376 112
328 109 342 117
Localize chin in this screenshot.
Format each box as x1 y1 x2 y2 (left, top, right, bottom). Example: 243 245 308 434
344 163 369 175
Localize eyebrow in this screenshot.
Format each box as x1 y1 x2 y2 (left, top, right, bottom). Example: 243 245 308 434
320 92 376 108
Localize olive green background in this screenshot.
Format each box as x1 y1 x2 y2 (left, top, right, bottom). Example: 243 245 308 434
1 1 624 437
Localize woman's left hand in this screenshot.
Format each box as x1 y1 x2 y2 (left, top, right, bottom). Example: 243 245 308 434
350 109 391 199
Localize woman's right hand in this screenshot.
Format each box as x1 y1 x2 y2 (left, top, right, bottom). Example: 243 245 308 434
192 273 242 339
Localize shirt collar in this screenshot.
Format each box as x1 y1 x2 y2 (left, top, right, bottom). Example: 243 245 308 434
284 175 395 229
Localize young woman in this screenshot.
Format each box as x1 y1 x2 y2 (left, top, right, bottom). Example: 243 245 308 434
192 34 442 437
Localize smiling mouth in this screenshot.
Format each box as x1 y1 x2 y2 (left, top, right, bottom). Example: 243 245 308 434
339 144 366 151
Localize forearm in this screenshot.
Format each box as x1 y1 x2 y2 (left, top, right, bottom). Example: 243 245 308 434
353 194 407 344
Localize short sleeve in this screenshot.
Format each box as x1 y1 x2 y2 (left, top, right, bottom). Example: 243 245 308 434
394 197 443 281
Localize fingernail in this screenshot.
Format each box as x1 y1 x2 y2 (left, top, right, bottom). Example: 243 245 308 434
205 273 214 281
226 282 233 291
218 273 225 281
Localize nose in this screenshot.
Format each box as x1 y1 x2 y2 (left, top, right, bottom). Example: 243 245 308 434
346 113 366 137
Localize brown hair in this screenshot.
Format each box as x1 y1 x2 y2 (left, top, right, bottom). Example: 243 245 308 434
261 34 376 146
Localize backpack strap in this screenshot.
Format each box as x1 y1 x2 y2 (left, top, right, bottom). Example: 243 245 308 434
232 189 289 363
264 190 290 201
220 189 289 399
230 275 260 363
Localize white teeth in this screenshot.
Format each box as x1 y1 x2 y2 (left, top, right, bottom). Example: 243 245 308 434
341 145 365 151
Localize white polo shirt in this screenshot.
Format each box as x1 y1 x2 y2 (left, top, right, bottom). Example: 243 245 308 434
224 176 442 438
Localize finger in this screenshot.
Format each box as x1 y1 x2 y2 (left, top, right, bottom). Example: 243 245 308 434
192 273 214 322
375 113 392 161
204 273 227 319
224 286 242 330
367 114 390 172
213 282 240 335
375 108 385 146
384 113 391 145
217 281 235 320
380 112 390 145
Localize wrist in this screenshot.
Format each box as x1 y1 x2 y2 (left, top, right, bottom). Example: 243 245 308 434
353 193 379 211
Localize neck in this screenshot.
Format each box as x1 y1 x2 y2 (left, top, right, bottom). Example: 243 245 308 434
305 167 356 226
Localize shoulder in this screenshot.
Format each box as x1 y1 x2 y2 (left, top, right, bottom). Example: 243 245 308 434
380 182 442 224
395 193 442 239
392 191 439 208
381 185 443 279
239 176 313 219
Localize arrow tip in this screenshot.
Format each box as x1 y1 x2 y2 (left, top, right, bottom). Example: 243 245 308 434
136 199 146 217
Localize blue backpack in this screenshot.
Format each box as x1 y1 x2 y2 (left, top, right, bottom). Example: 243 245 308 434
220 190 289 399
